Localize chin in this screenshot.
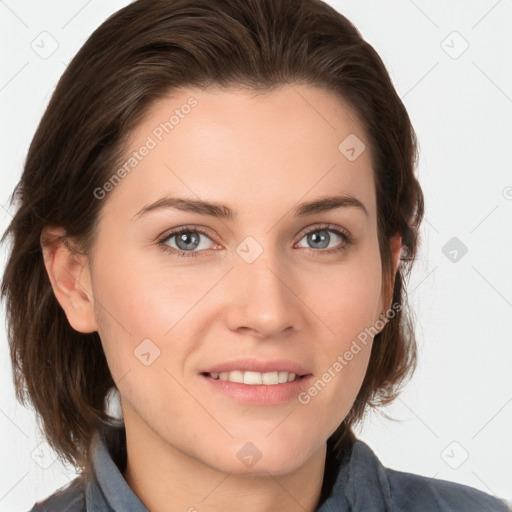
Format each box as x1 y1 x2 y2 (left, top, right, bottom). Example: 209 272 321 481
203 433 322 477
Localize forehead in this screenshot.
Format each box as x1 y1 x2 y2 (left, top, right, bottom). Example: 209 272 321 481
100 84 376 224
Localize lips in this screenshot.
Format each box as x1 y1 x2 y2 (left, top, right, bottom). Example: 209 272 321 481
200 358 311 377
199 358 313 404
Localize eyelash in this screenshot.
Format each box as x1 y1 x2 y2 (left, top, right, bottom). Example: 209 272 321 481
156 223 354 259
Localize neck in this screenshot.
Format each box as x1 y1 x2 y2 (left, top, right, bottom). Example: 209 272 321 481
122 416 328 512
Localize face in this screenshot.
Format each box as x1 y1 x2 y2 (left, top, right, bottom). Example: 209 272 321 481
64 84 394 476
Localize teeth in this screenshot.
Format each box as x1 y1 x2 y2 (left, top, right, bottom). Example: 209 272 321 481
262 371 278 385
244 371 262 385
229 370 244 383
210 370 300 385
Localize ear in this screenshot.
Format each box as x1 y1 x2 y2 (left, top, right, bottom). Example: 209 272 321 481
377 232 403 325
390 232 402 275
383 232 402 311
40 226 98 333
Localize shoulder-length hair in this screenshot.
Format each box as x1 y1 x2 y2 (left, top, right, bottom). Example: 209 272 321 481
1 0 423 470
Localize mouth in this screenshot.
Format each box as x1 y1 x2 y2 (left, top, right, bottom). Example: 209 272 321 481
202 370 307 385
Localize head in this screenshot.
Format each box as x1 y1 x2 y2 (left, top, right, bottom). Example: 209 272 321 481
1 0 423 475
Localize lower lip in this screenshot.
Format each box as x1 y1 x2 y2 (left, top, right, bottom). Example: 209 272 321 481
200 374 313 405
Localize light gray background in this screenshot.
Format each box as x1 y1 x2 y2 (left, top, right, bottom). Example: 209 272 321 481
1 1 511 510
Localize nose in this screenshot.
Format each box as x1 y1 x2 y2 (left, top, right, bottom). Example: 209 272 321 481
224 248 304 339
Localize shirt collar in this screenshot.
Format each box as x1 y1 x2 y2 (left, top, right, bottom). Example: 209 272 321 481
87 422 148 511
316 438 397 512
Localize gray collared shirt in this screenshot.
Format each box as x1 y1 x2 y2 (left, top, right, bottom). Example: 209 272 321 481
30 423 510 511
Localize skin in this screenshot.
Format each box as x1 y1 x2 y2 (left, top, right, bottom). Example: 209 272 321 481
42 84 402 512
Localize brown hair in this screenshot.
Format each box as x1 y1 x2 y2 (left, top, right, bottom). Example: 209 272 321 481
1 0 423 470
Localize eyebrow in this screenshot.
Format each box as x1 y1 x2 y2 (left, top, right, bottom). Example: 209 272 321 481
131 194 369 221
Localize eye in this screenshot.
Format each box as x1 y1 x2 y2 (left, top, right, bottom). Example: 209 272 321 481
157 226 216 258
157 223 354 259
295 224 353 255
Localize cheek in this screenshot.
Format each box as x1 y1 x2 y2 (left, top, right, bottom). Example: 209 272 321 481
90 245 217 390
93 244 202 336
89 248 168 378
305 250 383 342
296 249 382 409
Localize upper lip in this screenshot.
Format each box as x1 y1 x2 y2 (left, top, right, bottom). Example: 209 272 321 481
201 358 312 376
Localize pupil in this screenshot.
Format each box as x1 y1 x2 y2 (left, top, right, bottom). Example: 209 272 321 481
177 232 199 250
309 231 329 249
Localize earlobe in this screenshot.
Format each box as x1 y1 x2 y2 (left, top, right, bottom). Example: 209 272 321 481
40 226 98 333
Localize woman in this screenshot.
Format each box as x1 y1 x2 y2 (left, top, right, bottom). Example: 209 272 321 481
1 0 509 510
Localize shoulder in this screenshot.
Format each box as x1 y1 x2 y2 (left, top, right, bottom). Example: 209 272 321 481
385 466 511 511
28 476 85 512
342 440 510 511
